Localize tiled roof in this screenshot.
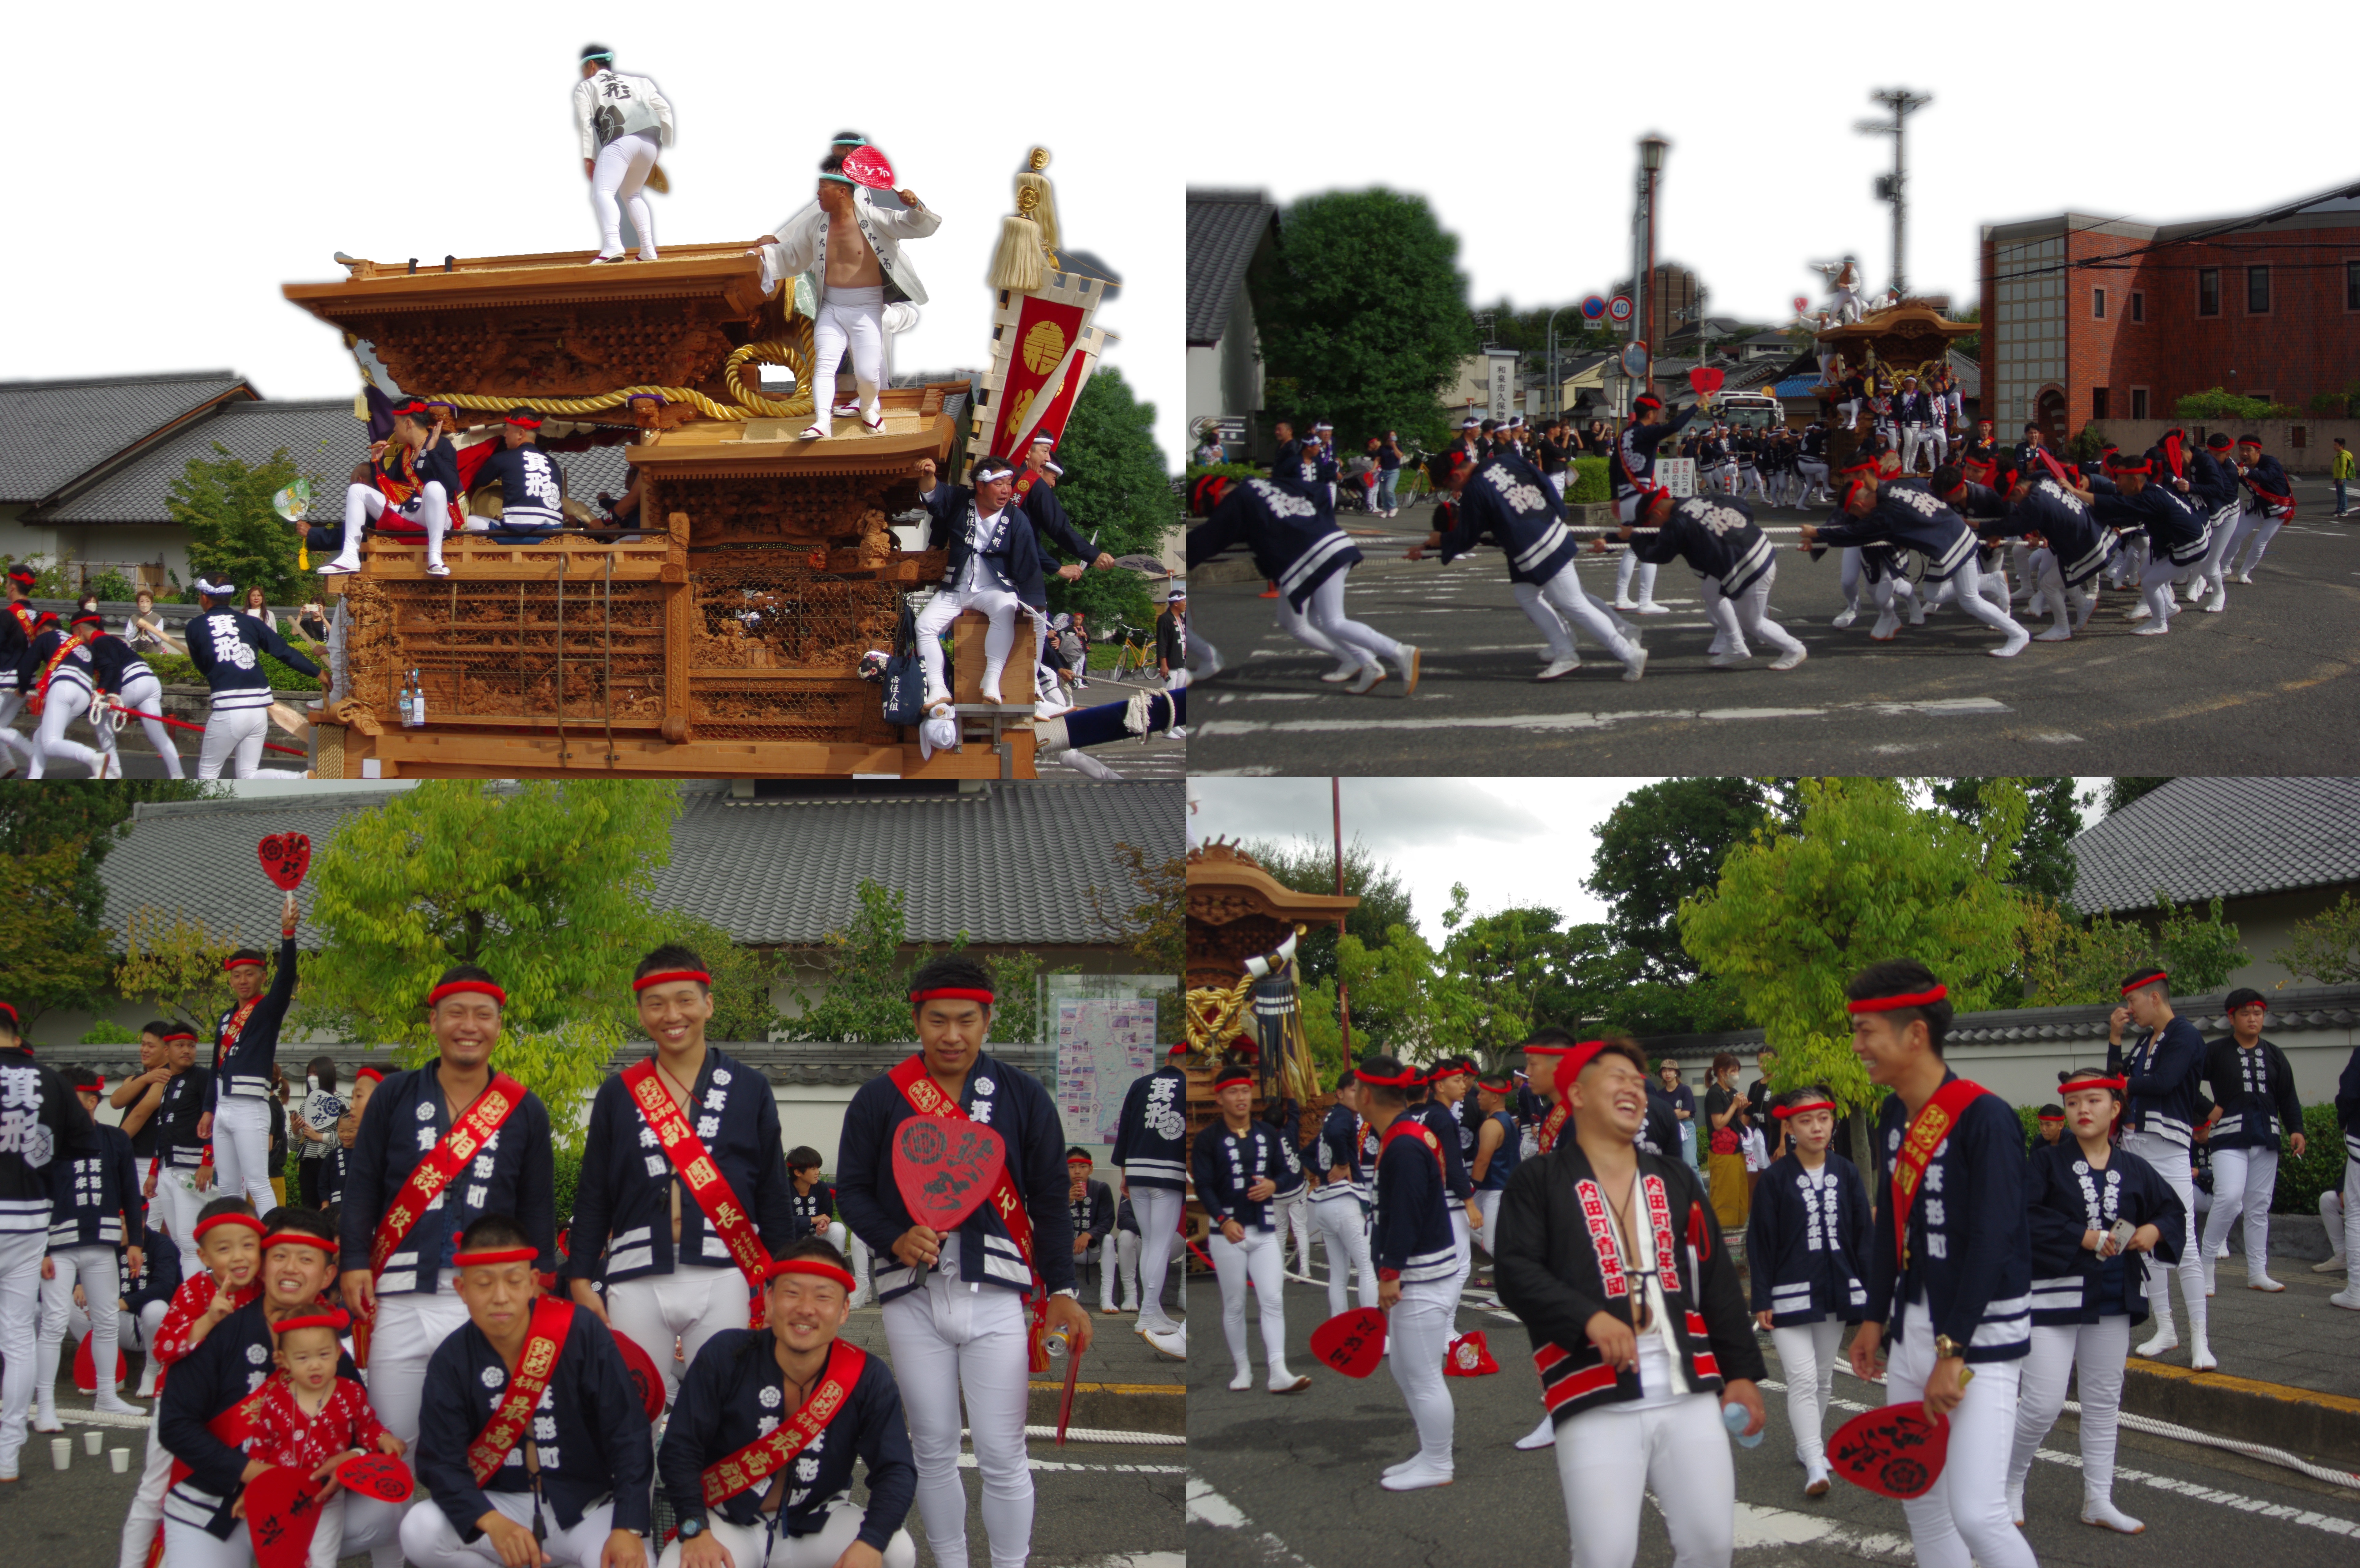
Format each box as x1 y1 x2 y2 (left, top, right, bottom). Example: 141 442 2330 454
1187 190 1277 346
98 781 1184 949
2069 777 2360 914
0 372 253 504
34 401 633 525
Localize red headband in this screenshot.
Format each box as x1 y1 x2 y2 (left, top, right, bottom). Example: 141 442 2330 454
354 1066 384 1084
632 969 711 993
194 1212 266 1240
1353 1064 1422 1088
2120 971 2166 995
428 979 507 1008
1477 1078 1514 1095
1066 1153 1093 1165
271 1308 350 1337
1211 1066 1255 1090
0 1002 14 1030
1524 1041 1609 1079
1166 1040 1191 1056
763 1257 857 1292
2038 1110 2067 1120
159 1029 196 1044
910 987 995 1007
2059 1073 2128 1095
504 412 545 429
1773 1099 1836 1119
1847 985 1946 1014
451 1246 539 1268
222 955 266 972
263 1230 338 1253
2230 998 2267 1012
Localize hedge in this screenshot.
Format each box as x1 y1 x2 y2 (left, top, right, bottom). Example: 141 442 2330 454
2014 1102 2345 1215
1569 455 1610 505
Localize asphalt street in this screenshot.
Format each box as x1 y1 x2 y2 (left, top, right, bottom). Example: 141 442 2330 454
1184 1271 2360 1568
1187 472 2360 775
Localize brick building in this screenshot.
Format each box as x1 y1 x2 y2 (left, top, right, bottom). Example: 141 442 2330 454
1980 183 2360 444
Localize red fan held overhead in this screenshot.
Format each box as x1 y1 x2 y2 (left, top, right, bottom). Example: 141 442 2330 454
1688 367 1725 397
842 145 895 190
258 833 312 890
1827 1401 1953 1498
242 1465 328 1568
1309 1308 1387 1379
891 1117 1008 1233
335 1453 415 1503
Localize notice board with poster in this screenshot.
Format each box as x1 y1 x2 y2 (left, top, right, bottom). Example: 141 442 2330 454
1044 973 1176 1154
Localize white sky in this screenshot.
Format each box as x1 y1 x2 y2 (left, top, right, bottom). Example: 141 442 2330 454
1189 1 2356 335
5 6 1182 465
1188 778 2115 943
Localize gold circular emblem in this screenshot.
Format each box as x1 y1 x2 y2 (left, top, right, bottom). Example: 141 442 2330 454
1022 321 1066 376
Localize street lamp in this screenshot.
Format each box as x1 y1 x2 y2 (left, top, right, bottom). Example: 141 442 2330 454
1636 134 1669 396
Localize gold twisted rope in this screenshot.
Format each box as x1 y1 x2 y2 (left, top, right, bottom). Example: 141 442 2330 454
424 316 817 423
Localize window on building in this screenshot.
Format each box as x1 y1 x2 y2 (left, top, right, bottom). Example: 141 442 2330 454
2093 288 2107 320
2248 266 2271 314
2130 291 2145 323
2130 388 2148 420
2198 268 2220 316
2092 387 2111 420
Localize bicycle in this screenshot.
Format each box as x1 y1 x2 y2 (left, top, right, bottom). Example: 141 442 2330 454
1102 620 1155 680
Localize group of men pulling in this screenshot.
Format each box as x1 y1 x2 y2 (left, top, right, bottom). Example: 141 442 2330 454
0 933 1104 1568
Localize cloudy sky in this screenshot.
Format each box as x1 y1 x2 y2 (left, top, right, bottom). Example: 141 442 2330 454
1189 1 2354 331
6 7 1182 464
1188 778 2113 942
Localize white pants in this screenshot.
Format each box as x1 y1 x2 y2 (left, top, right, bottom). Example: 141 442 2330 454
811 286 887 434
2120 1129 2205 1340
339 480 452 569
2197 501 2240 593
163 1516 259 1568
403 1489 618 1567
0 687 31 769
212 1093 277 1216
157 1168 207 1280
2202 1145 2279 1281
1446 1208 1473 1323
1129 1186 1185 1332
1091 1231 1139 1311
914 584 1025 704
1278 569 1402 672
2007 1316 2131 1502
1553 1392 1734 1568
1795 458 1831 499
27 675 104 778
1614 547 1659 607
1885 1302 2036 1568
37 1244 121 1409
607 1263 748 1409
1770 1317 1844 1471
1471 1189 1503 1258
197 705 272 780
1526 564 1637 664
1210 1226 1293 1385
350 1277 471 1566
1310 1195 1377 1315
104 669 182 778
1902 424 1933 472
2229 499 2292 574
0 1228 45 1466
2337 1157 2360 1280
591 131 661 259
1703 569 1804 661
1280 1190 1313 1276
1384 1277 1455 1472
820 1221 873 1299
656 1505 918 1568
881 1265 1033 1568
119 1411 176 1568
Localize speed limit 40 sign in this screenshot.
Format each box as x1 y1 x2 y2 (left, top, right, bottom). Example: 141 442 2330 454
1608 295 1635 324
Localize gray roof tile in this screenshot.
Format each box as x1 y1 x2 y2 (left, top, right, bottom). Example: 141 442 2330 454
0 372 252 504
1187 190 1277 347
2069 777 2360 914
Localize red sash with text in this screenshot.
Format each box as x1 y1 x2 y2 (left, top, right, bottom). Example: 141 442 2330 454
1536 1099 1569 1155
214 997 261 1074
622 1058 773 1327
1891 1077 1987 1267
700 1339 868 1507
369 1074 531 1280
885 1055 1048 1365
24 631 93 716
466 1296 574 1485
1380 1118 1446 1176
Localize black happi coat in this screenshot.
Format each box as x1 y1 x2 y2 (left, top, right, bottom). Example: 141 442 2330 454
339 1063 556 1296
1745 1152 1873 1326
2024 1141 2184 1326
1192 1120 1282 1232
1865 1075 2033 1363
158 1297 362 1539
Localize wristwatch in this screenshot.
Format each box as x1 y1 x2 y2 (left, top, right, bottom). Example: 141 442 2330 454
1934 1335 1964 1360
677 1518 706 1540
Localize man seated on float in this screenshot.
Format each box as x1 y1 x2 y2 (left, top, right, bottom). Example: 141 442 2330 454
466 409 569 545
318 398 465 578
910 454 1110 706
657 1237 918 1568
401 1212 653 1568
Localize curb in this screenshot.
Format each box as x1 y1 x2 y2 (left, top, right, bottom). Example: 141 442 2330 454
2122 1360 2360 1472
1025 1380 1184 1436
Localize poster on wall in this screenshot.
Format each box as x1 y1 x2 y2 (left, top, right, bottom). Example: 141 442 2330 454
1055 999 1159 1147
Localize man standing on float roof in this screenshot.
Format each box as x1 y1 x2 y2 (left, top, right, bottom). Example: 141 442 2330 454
201 891 302 1218
574 43 674 264
833 955 1088 1568
566 945 802 1410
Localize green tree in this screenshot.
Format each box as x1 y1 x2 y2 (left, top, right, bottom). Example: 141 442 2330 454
1251 189 1473 449
1330 922 1476 1067
1950 304 1980 358
782 879 1057 1047
170 445 307 609
1585 778 1773 1011
1929 777 2083 905
2099 778 2173 817
1234 836 1416 986
115 907 245 1032
0 779 214 930
1678 778 2033 1170
2276 891 2360 986
0 840 120 1032
1044 368 1171 630
2022 893 2248 1005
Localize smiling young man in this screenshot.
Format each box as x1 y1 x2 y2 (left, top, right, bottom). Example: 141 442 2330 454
660 1238 918 1568
202 892 303 1218
339 963 555 1567
1844 961 2036 1568
1495 1038 1765 1566
569 946 801 1409
2105 967 2212 1368
401 1212 652 1568
833 955 1086 1568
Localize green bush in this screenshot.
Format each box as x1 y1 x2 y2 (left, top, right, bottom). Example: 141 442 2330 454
78 1020 142 1046
2067 424 2112 462
142 650 322 693
1569 455 1611 505
2307 392 2353 417
553 1142 582 1233
2275 1103 2347 1215
2173 387 2297 421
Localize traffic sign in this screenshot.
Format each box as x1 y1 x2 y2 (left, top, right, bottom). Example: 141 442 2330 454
1580 294 1608 320
1607 295 1634 324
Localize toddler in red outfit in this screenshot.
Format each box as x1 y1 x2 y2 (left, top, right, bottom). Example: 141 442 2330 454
236 1309 406 1568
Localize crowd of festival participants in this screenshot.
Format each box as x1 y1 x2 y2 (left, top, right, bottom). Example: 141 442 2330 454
0 904 1148 1568
1183 363 2308 690
1182 963 2360 1567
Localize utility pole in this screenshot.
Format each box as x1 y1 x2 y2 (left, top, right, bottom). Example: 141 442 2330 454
1637 134 1668 397
1856 87 1931 297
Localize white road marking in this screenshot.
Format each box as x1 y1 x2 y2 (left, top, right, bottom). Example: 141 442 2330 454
1728 1502 1915 1560
959 1454 1186 1474
2022 731 2086 743
1196 697 2011 738
1187 1476 1318 1566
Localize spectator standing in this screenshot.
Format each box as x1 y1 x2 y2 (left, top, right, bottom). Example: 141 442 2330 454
1657 1059 1699 1169
1155 587 1187 681
2333 435 2353 518
267 1068 290 1208
295 1055 344 1209
1375 431 1405 517
1704 1052 1754 1228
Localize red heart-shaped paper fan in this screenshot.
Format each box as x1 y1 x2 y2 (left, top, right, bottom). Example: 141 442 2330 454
1828 1400 1950 1498
1689 367 1726 396
841 145 895 190
258 833 312 891
610 1328 667 1421
1308 1308 1386 1379
891 1116 1008 1234
334 1452 414 1503
73 1331 126 1392
242 1465 327 1568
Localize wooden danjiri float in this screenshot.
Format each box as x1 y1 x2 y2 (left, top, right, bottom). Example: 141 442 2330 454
283 147 1113 779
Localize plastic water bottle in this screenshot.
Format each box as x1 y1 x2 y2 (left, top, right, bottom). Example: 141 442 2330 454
1724 1400 1763 1449
407 670 426 726
396 673 413 728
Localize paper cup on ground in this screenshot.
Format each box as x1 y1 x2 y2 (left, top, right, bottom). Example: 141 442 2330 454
85 1430 104 1455
50 1438 71 1470
111 1447 130 1473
